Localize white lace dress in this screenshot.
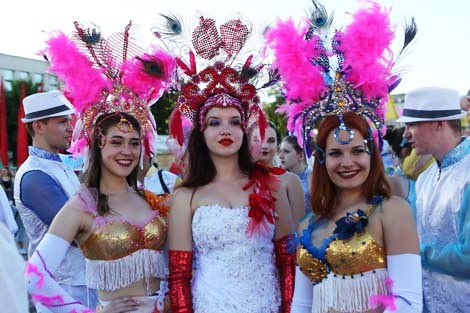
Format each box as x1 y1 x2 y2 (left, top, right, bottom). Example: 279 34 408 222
191 204 281 313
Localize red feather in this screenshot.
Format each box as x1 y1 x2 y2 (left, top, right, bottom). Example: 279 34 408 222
257 108 268 141
176 57 193 76
169 109 184 145
189 50 197 74
243 55 253 71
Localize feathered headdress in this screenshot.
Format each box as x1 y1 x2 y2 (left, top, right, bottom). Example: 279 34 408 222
42 21 176 167
266 0 417 157
153 14 280 145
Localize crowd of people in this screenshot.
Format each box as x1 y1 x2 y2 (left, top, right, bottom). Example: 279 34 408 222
0 1 469 313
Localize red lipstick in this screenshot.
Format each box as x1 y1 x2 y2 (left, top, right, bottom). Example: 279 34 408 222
218 138 233 146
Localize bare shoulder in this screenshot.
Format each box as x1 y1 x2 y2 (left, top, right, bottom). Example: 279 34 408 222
170 187 194 213
49 195 93 242
57 195 90 220
280 171 299 182
380 196 419 253
172 186 193 199
380 195 413 222
278 171 302 190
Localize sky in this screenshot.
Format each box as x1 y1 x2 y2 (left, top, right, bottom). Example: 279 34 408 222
1 0 469 95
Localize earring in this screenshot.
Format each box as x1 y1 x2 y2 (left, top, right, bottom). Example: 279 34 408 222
315 144 326 164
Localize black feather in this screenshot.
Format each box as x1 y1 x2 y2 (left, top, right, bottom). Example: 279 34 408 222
240 67 259 82
258 68 281 89
396 17 418 60
403 17 417 51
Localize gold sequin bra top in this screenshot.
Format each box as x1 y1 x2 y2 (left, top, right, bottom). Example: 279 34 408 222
80 213 167 260
76 187 169 291
297 197 386 284
80 190 168 260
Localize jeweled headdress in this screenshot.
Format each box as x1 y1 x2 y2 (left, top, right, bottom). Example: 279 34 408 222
42 21 175 166
266 1 416 157
153 14 279 145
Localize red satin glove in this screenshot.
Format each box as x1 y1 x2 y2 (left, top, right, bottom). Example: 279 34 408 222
169 250 193 313
274 234 296 313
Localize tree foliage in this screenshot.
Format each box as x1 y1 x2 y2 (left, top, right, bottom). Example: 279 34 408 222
262 88 288 138
151 89 178 135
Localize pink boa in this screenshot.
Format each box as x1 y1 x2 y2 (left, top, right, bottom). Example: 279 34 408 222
44 32 111 113
265 18 327 104
121 46 175 103
341 1 395 107
369 277 397 311
266 18 328 144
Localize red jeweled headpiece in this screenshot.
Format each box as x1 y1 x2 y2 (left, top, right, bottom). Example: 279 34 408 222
154 15 279 145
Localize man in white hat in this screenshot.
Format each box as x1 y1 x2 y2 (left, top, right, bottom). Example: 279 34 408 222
397 87 470 312
13 90 96 312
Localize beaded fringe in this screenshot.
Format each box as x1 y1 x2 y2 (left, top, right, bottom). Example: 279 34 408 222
86 249 168 291
313 268 389 313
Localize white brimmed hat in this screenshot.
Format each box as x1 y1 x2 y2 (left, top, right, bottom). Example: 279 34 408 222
396 87 467 123
21 90 75 123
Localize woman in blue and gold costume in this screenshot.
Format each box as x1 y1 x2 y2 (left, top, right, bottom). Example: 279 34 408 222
267 1 423 312
25 21 175 313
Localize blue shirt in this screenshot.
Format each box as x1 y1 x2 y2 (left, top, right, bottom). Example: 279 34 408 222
19 147 69 226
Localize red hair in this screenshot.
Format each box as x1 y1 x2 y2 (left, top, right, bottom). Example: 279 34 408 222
310 112 391 219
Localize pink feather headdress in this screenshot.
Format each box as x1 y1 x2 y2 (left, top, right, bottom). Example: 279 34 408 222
153 14 280 145
266 0 416 156
42 21 175 166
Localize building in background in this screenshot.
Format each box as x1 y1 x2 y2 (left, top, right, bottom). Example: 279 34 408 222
0 54 58 91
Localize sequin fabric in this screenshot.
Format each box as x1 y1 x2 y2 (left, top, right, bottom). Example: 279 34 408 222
74 187 169 290
296 205 389 313
191 204 280 313
80 213 167 260
325 232 386 276
297 201 386 283
297 247 329 283
297 232 386 282
415 137 470 312
169 250 193 312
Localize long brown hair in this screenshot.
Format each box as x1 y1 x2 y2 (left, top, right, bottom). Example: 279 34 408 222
310 112 391 219
82 112 144 215
181 110 263 189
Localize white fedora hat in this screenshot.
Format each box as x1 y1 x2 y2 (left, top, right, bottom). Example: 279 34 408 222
21 90 75 123
396 87 467 123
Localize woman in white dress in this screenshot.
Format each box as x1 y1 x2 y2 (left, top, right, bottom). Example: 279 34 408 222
163 16 295 313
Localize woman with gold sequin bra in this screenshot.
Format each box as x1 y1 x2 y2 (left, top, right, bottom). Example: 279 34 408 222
153 14 296 313
267 1 422 312
25 21 175 313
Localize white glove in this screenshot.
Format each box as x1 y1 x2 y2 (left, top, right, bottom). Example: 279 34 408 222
384 254 423 313
25 233 92 313
291 266 313 313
